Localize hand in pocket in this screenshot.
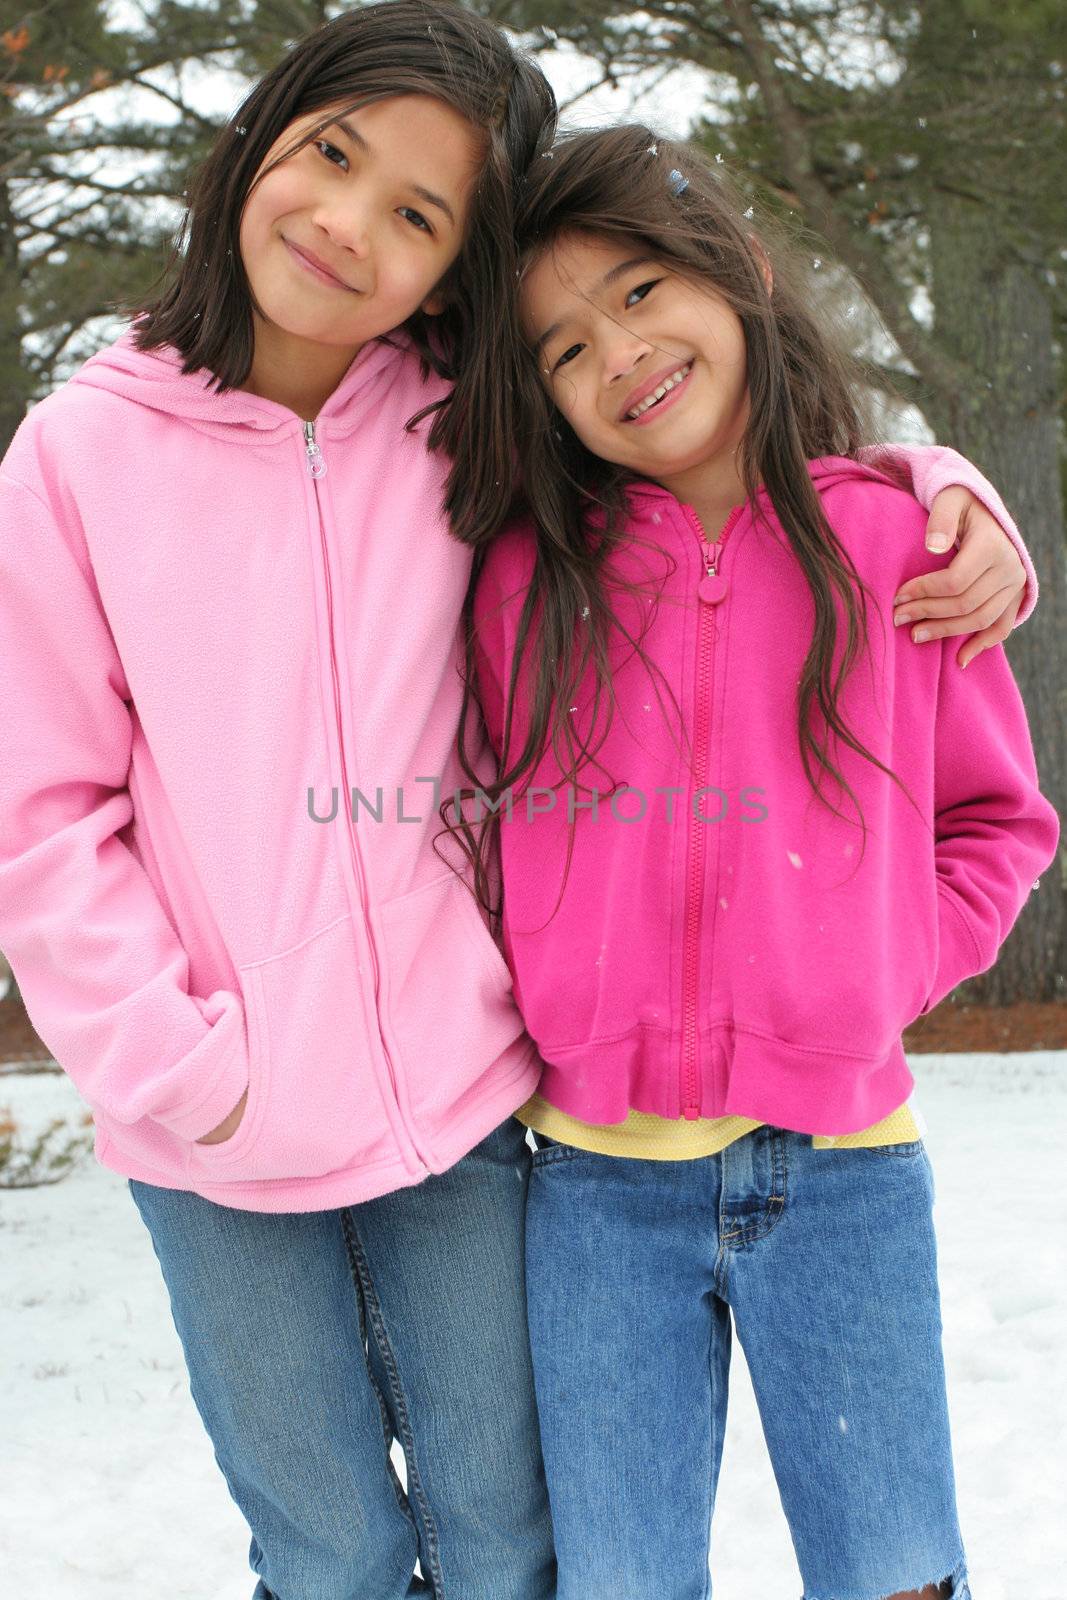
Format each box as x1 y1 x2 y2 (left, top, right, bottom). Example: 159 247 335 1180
195 1087 248 1146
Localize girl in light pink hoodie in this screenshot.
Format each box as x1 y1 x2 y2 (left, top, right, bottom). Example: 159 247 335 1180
0 12 1042 1597
463 125 1058 1600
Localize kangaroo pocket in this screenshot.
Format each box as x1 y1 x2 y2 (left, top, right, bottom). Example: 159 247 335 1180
188 915 393 1184
730 880 941 1059
376 872 527 1128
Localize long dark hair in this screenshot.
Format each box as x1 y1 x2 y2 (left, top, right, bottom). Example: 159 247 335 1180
124 0 556 545
447 123 919 918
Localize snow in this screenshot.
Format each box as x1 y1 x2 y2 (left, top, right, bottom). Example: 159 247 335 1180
3 1053 1065 1599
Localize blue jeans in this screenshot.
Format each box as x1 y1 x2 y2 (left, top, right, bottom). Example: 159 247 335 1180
129 1115 555 1599
525 1125 969 1600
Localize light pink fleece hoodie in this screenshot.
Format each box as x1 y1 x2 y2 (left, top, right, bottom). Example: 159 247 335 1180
0 328 1043 1205
0 329 539 1211
473 460 1058 1134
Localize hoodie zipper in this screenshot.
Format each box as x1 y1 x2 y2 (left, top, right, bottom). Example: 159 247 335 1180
679 502 742 1119
303 419 327 479
302 420 401 1123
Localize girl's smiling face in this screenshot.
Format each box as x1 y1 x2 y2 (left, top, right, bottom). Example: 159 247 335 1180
522 231 752 508
239 94 482 360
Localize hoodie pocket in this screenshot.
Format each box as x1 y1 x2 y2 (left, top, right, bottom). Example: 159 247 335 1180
188 915 391 1183
377 872 527 1128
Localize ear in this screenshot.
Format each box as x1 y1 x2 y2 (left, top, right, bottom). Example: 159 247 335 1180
421 289 447 317
748 234 774 297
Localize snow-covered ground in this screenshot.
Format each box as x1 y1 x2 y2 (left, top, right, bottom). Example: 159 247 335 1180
2 1053 1065 1600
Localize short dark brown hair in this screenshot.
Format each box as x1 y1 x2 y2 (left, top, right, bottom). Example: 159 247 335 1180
126 0 556 543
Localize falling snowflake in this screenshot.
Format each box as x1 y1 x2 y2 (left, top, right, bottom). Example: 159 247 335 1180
787 851 804 869
743 206 754 219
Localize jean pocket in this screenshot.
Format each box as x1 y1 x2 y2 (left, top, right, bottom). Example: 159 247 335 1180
529 1132 589 1165
188 916 391 1183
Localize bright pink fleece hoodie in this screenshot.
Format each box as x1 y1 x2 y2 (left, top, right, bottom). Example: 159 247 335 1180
0 327 1044 1205
472 460 1058 1134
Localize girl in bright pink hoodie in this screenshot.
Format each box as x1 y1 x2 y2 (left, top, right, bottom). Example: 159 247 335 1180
466 127 1059 1600
0 5 1043 1591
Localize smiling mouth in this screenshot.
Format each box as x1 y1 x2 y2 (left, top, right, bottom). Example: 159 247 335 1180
625 360 694 421
283 238 357 292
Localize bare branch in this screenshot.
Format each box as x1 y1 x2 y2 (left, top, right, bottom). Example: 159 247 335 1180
557 66 618 115
6 40 247 133
28 164 179 202
124 73 220 135
28 319 84 373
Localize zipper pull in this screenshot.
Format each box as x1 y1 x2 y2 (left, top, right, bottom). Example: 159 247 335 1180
303 419 327 479
699 541 727 605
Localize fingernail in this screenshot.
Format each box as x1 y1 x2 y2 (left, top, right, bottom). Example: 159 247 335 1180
894 612 911 625
913 628 930 642
927 537 953 553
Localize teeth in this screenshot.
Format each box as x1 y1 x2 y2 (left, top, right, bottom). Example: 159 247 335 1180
626 362 692 419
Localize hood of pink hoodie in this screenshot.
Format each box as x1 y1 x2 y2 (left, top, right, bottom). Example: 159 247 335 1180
70 323 409 437
0 327 540 1212
472 458 1058 1135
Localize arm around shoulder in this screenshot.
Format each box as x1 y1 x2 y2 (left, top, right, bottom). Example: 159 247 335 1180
861 442 1037 625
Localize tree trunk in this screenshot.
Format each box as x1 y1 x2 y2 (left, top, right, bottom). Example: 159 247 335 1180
0 101 32 456
925 194 1067 1002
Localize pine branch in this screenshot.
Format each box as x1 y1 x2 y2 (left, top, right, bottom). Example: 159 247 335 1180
722 0 970 397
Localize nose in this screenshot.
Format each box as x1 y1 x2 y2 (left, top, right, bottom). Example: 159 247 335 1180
310 195 371 262
601 328 654 388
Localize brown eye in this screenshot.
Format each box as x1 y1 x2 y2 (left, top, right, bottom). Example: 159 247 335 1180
315 139 348 170
398 206 432 234
553 344 583 371
624 279 659 308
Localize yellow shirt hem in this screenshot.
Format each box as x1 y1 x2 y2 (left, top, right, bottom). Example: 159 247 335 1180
514 1093 920 1160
